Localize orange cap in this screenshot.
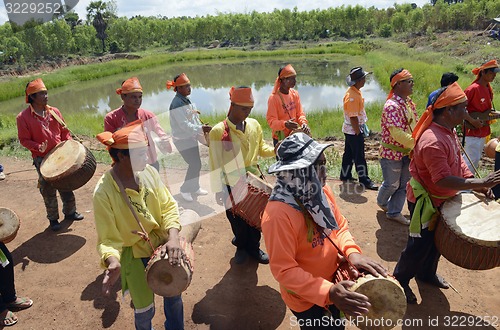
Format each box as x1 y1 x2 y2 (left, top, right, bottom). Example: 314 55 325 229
25 78 47 103
166 73 190 90
229 86 254 107
96 120 148 150
116 77 143 95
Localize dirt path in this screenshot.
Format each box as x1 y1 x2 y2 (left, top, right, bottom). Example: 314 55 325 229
0 154 498 330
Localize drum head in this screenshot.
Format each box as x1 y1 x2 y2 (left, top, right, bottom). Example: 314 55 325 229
441 193 500 246
350 275 406 330
0 207 20 242
40 140 86 181
146 259 192 297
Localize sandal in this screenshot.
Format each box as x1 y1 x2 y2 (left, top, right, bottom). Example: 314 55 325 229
6 296 33 311
1 310 18 327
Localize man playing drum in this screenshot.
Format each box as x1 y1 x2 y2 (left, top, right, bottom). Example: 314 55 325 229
394 82 500 304
16 78 84 231
93 121 184 330
104 77 172 171
261 132 387 329
208 87 275 264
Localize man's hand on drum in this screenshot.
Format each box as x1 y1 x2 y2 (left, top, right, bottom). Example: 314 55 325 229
163 228 183 266
38 140 48 153
284 119 299 131
347 253 388 279
329 281 370 317
102 256 121 296
215 192 224 206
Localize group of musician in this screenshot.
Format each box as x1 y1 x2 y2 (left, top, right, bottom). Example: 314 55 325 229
1 59 498 329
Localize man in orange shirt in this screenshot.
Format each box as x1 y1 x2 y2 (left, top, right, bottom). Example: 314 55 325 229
340 67 378 190
266 64 310 146
262 132 387 328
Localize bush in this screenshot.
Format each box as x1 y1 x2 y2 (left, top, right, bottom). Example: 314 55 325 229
379 24 392 38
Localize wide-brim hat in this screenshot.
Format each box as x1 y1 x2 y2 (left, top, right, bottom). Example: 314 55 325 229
268 132 333 174
346 67 372 86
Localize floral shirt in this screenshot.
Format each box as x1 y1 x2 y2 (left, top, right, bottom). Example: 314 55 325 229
380 95 418 161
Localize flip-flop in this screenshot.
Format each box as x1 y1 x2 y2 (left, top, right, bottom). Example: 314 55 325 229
1 310 18 327
6 296 33 311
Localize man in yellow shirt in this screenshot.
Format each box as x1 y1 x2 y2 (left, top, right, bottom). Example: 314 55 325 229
93 121 184 330
209 86 275 264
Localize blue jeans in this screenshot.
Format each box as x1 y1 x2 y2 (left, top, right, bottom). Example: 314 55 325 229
377 156 411 217
135 258 184 330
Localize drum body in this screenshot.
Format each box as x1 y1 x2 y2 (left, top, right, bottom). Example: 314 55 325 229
226 172 273 230
0 207 20 243
349 275 407 330
145 237 194 297
436 193 500 270
40 140 97 191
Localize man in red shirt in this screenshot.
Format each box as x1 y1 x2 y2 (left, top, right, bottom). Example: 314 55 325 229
104 77 172 171
16 78 84 231
463 60 499 173
394 82 500 304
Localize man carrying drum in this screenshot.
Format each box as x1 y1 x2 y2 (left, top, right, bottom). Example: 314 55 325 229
208 87 275 264
16 78 84 232
394 82 500 304
93 121 184 330
105 77 172 172
261 132 387 329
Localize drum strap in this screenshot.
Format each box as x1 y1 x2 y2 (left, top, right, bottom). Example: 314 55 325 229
109 169 155 253
47 107 82 143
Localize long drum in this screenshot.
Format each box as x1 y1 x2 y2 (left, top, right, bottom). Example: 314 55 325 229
145 237 194 297
436 193 500 270
226 172 273 230
0 207 20 243
40 140 97 191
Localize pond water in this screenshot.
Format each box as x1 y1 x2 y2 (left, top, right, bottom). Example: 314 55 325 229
0 58 387 116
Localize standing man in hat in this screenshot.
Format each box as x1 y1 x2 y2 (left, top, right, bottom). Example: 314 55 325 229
16 78 84 231
94 121 184 330
209 86 275 264
394 82 500 304
167 73 212 202
262 132 387 328
267 64 311 146
377 69 418 226
340 67 378 190
463 60 500 172
104 77 172 171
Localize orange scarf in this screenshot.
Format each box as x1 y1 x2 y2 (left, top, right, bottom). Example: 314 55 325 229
166 73 190 90
25 78 47 103
387 69 413 100
116 77 143 95
272 64 297 94
96 120 148 150
412 82 467 142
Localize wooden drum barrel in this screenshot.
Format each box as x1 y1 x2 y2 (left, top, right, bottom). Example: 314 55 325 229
436 193 500 270
40 140 97 191
0 207 20 243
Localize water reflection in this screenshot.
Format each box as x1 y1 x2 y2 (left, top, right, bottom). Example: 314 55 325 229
0 59 386 116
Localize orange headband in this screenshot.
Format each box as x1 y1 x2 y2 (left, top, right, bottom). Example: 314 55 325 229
116 77 143 95
166 73 190 90
229 86 254 107
25 78 47 103
387 69 413 100
471 59 499 76
96 120 148 150
412 82 467 142
272 64 297 94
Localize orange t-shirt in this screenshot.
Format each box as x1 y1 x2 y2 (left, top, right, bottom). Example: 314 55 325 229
261 185 362 312
266 89 308 140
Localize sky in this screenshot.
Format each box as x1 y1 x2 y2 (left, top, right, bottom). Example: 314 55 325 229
1 0 429 25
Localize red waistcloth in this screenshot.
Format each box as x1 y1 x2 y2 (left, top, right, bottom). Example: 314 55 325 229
16 106 72 158
464 82 493 138
408 122 473 207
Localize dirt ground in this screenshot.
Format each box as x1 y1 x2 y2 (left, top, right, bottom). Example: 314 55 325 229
0 153 499 330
